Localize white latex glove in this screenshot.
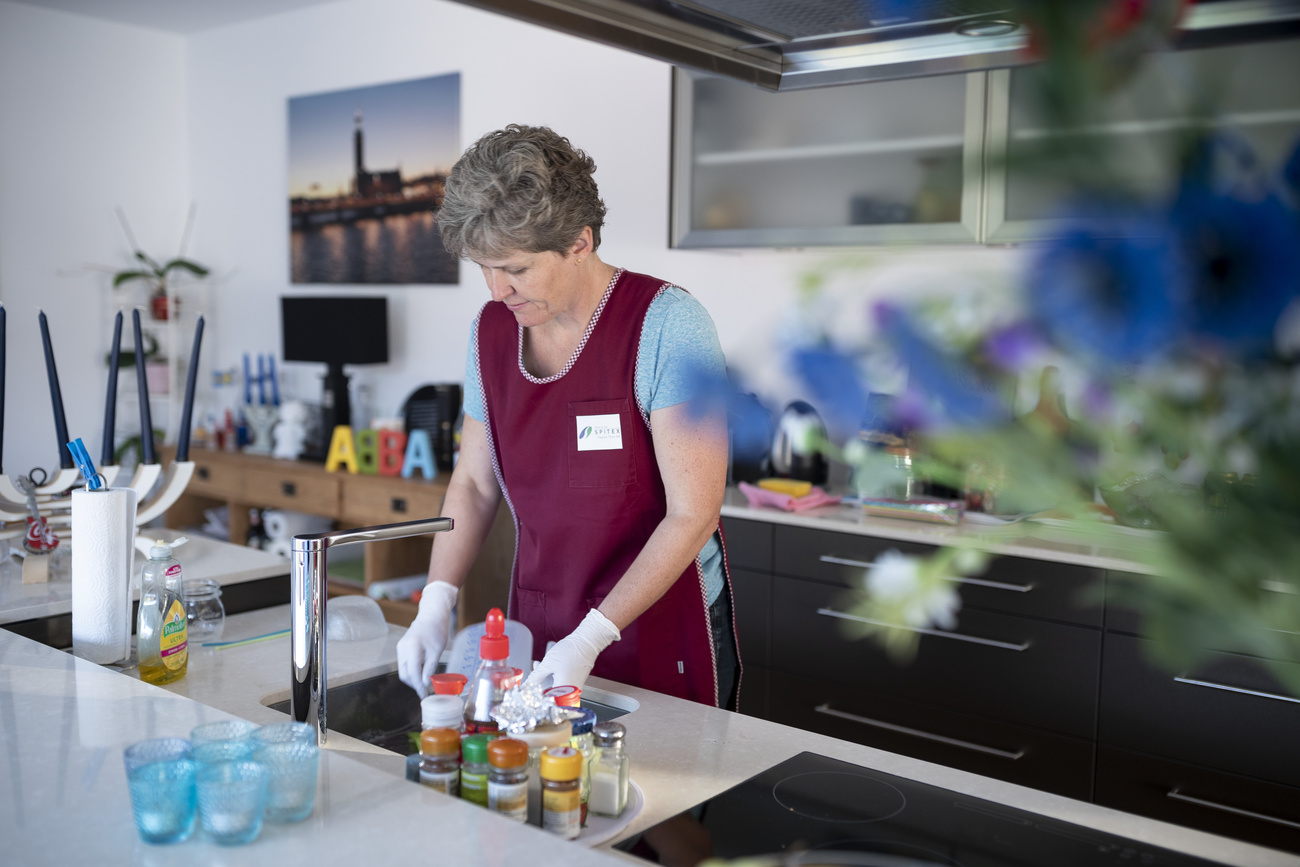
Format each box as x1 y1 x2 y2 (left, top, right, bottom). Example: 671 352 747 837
525 608 621 692
395 580 459 698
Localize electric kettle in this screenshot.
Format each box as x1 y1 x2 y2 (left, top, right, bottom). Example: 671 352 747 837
766 401 828 484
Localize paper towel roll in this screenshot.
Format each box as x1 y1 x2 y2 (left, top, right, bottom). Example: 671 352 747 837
267 538 294 560
263 509 332 542
71 487 138 664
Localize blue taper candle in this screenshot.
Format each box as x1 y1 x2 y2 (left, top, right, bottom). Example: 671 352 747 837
243 353 252 404
268 354 280 406
256 353 266 405
101 311 123 467
176 315 204 461
38 310 74 469
132 309 156 465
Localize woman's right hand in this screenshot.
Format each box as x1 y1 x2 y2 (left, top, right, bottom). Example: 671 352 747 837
396 580 460 697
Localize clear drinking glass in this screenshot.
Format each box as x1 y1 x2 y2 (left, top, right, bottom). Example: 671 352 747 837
254 741 320 822
252 721 316 748
123 737 191 775
190 719 255 748
191 740 255 765
126 758 198 844
182 578 225 641
196 760 269 845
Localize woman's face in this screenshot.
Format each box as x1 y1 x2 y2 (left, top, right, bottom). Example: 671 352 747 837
474 248 578 328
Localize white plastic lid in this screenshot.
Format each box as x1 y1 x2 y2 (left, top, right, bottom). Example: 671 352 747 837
421 694 464 729
149 535 189 559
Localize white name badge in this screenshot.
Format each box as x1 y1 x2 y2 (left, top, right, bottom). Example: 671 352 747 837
575 414 623 452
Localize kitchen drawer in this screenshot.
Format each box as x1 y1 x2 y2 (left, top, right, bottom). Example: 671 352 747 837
730 567 770 668
186 454 242 499
1096 746 1300 855
770 671 1094 800
243 466 341 516
771 575 1101 738
774 525 1102 626
339 476 445 526
1099 632 1300 788
721 517 772 573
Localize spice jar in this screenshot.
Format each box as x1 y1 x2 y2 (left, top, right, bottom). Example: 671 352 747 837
543 685 582 708
181 578 225 641
421 695 465 734
539 746 582 840
430 672 467 696
459 734 492 807
567 708 597 826
590 722 629 817
418 727 460 796
486 737 529 823
513 720 573 826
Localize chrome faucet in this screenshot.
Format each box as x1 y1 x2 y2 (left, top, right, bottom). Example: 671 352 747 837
291 516 453 744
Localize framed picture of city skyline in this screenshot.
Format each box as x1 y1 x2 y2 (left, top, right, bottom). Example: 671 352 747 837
288 73 461 285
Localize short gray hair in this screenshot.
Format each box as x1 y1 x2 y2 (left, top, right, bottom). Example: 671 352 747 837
437 124 607 261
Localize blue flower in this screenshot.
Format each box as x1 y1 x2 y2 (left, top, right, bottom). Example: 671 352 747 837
1027 203 1188 365
874 304 1008 430
1170 183 1300 355
789 347 869 439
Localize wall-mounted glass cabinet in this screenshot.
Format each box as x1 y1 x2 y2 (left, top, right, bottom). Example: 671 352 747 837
670 67 987 248
982 38 1300 243
673 37 1300 249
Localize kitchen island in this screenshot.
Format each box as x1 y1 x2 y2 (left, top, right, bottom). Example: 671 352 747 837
2 599 1296 865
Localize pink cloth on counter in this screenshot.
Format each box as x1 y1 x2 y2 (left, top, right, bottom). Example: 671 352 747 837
739 482 842 512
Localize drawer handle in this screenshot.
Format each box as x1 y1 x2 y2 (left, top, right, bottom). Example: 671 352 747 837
816 607 1030 652
814 703 1025 760
1166 788 1300 831
281 481 296 497
391 497 407 513
1173 676 1300 705
818 555 1034 593
197 467 209 480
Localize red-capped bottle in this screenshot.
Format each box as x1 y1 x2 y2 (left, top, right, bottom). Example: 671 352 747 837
463 608 511 734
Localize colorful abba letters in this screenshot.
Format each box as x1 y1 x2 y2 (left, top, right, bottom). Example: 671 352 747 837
323 426 436 478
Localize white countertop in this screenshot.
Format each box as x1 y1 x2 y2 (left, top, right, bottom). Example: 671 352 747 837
0 529 289 625
2 602 1296 866
721 487 1162 574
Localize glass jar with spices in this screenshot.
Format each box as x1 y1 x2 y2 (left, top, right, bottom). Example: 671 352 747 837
459 734 493 807
590 722 629 817
486 737 529 823
567 708 597 826
513 720 572 827
539 746 582 840
418 727 460 796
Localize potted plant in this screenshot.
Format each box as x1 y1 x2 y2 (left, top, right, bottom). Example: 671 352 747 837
111 206 209 320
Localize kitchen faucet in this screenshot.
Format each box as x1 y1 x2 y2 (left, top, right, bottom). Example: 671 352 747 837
291 516 453 744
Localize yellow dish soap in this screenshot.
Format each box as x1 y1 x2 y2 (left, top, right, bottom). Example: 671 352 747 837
137 538 189 685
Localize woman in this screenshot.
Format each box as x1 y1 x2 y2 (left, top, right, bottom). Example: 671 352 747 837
396 124 739 709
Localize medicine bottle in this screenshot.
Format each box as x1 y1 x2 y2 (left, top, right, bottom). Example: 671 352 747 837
459 734 492 807
590 722 629 817
567 708 598 826
418 727 461 796
540 746 582 840
486 737 529 823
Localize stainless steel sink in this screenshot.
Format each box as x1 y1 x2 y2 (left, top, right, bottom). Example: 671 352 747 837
265 670 636 755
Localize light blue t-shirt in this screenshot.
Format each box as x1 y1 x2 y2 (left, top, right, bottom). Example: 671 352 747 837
463 285 728 604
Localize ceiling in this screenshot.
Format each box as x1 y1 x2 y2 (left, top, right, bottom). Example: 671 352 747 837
7 0 345 34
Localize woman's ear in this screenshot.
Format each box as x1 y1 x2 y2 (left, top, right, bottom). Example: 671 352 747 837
569 227 594 260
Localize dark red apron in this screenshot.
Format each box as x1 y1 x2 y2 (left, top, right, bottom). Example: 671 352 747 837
476 269 733 707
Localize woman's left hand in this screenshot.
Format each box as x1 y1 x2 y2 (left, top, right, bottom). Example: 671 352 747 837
525 609 621 691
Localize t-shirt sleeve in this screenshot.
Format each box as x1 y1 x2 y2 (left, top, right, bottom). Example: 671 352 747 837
636 287 727 414
463 320 484 422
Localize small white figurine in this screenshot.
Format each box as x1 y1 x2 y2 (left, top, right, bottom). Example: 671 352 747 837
272 400 310 460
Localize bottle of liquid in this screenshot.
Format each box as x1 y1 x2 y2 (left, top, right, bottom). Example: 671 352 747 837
486 737 529 823
418 727 461 796
463 608 511 734
589 722 630 817
137 538 189 686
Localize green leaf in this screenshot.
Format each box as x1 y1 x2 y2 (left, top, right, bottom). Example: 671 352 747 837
160 258 209 278
112 269 155 288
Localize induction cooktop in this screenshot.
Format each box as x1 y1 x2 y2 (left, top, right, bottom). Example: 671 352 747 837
617 752 1227 866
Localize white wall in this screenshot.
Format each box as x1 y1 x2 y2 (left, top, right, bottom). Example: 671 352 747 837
187 0 1020 426
0 0 188 477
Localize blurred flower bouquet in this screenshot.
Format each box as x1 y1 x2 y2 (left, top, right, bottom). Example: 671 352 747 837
774 1 1300 693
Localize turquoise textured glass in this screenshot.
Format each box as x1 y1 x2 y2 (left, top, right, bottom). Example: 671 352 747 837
126 759 198 844
252 721 315 748
196 760 268 845
255 741 320 822
191 740 255 765
123 737 191 775
190 719 255 747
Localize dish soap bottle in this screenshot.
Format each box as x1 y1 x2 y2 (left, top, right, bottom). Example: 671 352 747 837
137 537 189 685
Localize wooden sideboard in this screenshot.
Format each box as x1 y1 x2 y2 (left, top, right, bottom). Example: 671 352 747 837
161 446 514 626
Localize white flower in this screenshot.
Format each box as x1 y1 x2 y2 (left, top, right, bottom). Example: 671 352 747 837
865 549 962 630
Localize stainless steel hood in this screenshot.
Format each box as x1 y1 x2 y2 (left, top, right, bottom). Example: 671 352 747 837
447 0 1300 90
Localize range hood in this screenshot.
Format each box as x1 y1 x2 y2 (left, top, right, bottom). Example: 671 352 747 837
447 0 1300 89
